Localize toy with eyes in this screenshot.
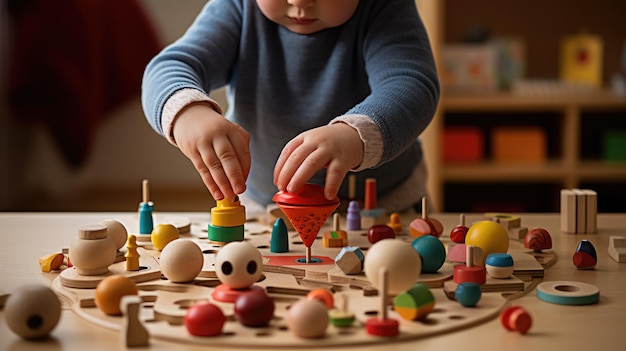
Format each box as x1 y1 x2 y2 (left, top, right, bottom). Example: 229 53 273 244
212 241 264 302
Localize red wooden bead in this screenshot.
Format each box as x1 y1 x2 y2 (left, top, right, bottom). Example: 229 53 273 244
367 225 396 244
184 302 225 336
450 225 468 243
500 305 532 334
453 265 486 285
365 317 399 337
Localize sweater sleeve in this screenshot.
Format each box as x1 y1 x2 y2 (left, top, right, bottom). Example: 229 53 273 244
141 0 242 136
346 0 439 167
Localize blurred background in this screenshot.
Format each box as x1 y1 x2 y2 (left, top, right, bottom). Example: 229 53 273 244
1 0 625 212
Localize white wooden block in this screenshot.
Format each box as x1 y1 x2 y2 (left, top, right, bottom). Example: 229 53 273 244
573 189 586 234
560 189 577 233
582 189 597 233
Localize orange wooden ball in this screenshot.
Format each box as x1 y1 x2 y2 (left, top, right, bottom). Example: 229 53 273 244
95 275 139 315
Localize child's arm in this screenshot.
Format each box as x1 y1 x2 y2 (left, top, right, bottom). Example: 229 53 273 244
172 103 251 201
274 123 363 201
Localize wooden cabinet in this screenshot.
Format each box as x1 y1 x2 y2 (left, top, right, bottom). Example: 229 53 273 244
416 0 626 212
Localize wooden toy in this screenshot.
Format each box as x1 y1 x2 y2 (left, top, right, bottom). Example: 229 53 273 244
386 212 403 233
329 293 355 327
306 288 334 309
465 220 509 266
367 224 395 244
272 184 339 263
573 239 597 270
561 188 597 234
346 200 362 230
120 295 150 347
159 239 204 283
48 212 549 348
213 241 264 302
4 285 61 340
443 126 484 163
608 236 626 263
453 245 486 284
335 246 364 275
536 281 600 305
485 253 514 279
184 302 226 336
322 213 348 248
524 227 552 252
455 282 481 307
411 235 446 273
270 218 289 253
286 299 329 338
409 197 443 238
484 213 527 240
151 223 179 251
393 283 435 321
234 289 275 327
449 213 468 243
125 234 140 271
94 275 139 315
69 224 117 276
208 197 246 244
500 305 531 334
100 219 129 254
38 252 64 272
138 179 154 235
364 240 422 337
360 178 386 228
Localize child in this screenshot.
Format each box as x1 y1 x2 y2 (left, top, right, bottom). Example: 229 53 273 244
142 0 439 213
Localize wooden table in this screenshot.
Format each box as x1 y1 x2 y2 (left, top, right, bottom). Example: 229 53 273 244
1 212 625 350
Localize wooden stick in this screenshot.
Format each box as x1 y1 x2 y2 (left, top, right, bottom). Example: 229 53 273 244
142 179 150 204
333 213 340 231
379 267 388 320
422 197 428 219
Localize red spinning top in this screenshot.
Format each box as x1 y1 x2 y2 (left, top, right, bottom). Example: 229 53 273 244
273 184 339 263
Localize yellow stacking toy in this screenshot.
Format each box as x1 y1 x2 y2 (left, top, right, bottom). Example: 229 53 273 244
208 197 246 244
465 221 510 265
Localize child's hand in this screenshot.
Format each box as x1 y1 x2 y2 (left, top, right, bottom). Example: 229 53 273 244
274 123 364 200
172 104 251 201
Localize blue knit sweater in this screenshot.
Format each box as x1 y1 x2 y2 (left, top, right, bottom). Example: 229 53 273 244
142 0 439 206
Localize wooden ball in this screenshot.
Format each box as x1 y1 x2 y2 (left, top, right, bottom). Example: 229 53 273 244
450 225 468 243
184 302 225 336
151 223 180 251
411 235 446 273
4 285 61 340
364 239 421 295
455 282 482 307
485 253 515 279
215 241 263 289
160 239 204 283
465 221 509 265
286 299 329 338
393 283 435 320
94 275 138 315
234 290 275 327
100 219 128 250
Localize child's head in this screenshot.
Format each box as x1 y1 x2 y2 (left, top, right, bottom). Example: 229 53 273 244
256 0 359 35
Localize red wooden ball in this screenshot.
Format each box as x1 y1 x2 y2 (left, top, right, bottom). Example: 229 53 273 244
234 290 275 327
367 225 396 244
184 302 225 336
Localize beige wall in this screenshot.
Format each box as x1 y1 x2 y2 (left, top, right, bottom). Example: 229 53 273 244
1 0 228 209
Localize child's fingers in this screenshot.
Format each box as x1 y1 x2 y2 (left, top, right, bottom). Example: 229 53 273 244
323 160 347 200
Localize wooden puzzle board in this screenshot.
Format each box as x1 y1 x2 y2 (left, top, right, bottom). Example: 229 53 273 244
51 215 552 348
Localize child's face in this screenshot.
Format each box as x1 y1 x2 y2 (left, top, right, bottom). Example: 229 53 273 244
256 0 359 35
